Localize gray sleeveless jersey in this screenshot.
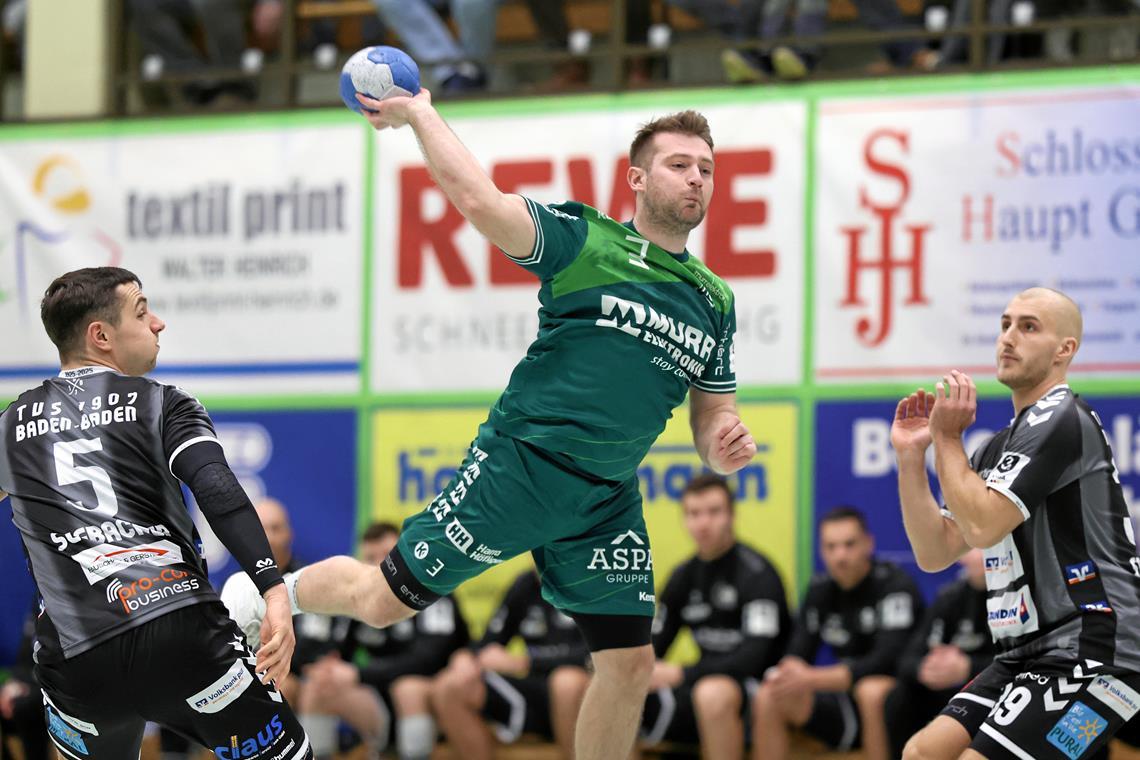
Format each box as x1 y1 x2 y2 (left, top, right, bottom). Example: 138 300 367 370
0 367 221 658
965 385 1140 669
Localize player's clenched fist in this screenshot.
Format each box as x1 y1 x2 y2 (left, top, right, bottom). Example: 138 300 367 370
710 415 757 474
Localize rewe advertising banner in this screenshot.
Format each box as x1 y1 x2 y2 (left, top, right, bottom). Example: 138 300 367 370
815 85 1140 382
371 102 807 392
0 123 365 396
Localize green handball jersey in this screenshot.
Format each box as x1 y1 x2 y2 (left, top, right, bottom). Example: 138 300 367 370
487 198 737 482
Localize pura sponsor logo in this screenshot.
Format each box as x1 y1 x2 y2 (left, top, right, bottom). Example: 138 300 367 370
1046 701 1107 759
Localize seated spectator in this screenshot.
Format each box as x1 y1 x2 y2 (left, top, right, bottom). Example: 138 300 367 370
433 567 591 760
125 0 254 104
642 474 790 760
521 0 656 88
0 606 48 760
370 0 500 92
299 521 469 760
883 549 994 758
750 505 923 760
703 0 937 82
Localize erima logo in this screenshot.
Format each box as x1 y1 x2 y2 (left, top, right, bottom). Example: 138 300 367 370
595 294 716 361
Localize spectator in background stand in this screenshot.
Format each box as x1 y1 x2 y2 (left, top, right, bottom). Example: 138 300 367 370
0 608 48 760
711 0 936 83
749 506 924 760
299 522 469 760
126 0 256 104
521 0 656 88
369 0 500 93
1 0 24 70
883 549 994 758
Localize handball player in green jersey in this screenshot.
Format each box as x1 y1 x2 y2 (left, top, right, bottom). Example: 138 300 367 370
231 89 757 760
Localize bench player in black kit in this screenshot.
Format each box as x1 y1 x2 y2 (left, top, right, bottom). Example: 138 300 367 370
642 474 790 760
0 268 312 760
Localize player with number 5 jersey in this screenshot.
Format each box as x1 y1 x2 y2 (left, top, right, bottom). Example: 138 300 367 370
0 268 312 760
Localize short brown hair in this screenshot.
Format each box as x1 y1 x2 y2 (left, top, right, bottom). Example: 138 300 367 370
629 110 714 169
820 505 869 534
361 521 399 543
681 473 735 512
40 267 141 360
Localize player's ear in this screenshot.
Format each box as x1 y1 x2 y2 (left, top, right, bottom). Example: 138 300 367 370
87 320 112 353
627 163 647 193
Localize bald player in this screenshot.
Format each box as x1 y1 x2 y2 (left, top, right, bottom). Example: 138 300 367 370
890 287 1140 760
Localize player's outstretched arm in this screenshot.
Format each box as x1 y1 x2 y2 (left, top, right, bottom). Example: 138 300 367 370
356 90 536 259
892 389 969 571
689 389 756 475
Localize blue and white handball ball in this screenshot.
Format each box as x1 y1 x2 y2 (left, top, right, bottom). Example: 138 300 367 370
339 46 420 113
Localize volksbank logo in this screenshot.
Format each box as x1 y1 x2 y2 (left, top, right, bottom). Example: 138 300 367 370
1066 561 1098 585
596 294 716 361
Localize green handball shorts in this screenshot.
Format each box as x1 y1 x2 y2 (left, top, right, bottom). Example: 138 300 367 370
392 424 655 618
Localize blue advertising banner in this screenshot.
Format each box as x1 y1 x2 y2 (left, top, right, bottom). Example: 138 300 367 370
814 393 1140 604
193 409 357 586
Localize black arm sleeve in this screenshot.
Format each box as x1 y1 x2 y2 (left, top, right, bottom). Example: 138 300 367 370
185 458 283 595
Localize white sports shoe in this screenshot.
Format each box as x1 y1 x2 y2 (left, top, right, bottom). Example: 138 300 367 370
220 572 266 650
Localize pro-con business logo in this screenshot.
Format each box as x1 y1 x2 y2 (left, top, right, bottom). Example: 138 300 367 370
105 568 200 614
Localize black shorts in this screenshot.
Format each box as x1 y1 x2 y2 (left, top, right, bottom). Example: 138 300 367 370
802 692 861 751
939 656 1140 760
34 602 312 760
480 672 554 743
641 677 759 746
